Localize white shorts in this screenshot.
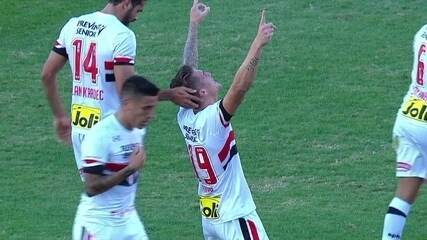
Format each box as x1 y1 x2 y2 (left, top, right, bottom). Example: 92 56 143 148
202 211 268 240
72 210 148 240
393 115 427 179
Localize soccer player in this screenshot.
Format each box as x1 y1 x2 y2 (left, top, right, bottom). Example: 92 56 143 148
73 75 158 240
41 0 199 174
169 1 276 239
382 25 427 240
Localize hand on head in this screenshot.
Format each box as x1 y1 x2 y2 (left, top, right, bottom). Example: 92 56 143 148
190 0 210 24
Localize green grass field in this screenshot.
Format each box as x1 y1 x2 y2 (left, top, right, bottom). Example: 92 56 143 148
2 0 427 239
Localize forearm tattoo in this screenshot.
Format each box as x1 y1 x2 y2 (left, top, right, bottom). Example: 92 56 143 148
246 57 259 72
183 22 199 68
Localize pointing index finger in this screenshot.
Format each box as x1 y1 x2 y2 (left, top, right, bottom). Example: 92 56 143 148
260 9 266 25
193 0 199 6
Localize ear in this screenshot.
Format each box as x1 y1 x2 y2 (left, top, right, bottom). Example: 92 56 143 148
122 0 132 9
199 88 208 97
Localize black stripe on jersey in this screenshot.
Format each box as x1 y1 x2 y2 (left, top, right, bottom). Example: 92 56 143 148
83 165 105 175
80 226 85 240
105 74 116 82
223 145 238 170
114 62 134 66
219 99 233 121
238 218 251 240
118 179 133 186
52 47 68 59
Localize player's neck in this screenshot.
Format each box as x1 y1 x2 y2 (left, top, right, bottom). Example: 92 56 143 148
101 4 121 20
115 112 133 130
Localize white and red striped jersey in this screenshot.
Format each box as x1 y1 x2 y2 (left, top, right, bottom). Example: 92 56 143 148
78 114 145 225
177 100 256 223
53 11 136 136
398 25 427 125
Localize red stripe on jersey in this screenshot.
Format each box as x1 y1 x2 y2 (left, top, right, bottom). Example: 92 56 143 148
218 131 235 162
247 220 260 240
104 61 114 70
106 162 128 172
219 111 230 127
84 159 100 164
114 57 134 64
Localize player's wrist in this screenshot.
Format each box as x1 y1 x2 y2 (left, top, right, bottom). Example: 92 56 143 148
251 39 264 51
123 165 137 176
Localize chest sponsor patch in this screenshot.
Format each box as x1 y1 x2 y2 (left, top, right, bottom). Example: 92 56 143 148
199 195 220 219
401 98 427 123
72 104 101 129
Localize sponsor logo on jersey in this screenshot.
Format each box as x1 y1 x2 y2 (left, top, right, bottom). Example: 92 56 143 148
72 104 101 129
200 196 220 219
401 98 427 122
183 125 200 142
76 20 106 37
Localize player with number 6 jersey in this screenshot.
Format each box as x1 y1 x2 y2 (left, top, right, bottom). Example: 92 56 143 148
170 1 276 239
382 25 427 239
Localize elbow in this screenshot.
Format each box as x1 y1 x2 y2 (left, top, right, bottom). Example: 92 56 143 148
41 69 53 85
231 85 250 97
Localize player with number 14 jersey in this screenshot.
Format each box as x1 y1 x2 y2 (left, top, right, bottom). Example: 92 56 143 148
53 11 137 170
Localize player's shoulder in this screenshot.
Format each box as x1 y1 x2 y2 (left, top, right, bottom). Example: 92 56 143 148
88 115 116 136
204 101 221 115
415 24 427 37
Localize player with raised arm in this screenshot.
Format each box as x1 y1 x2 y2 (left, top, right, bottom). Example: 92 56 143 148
170 1 276 239
73 75 159 240
41 0 199 175
382 25 427 240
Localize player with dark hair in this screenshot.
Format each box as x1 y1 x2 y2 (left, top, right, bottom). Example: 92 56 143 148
382 25 427 240
41 0 199 177
170 1 276 239
73 75 159 240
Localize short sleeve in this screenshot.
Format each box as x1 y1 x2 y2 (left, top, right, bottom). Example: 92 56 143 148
204 100 232 130
113 30 136 65
52 18 75 58
81 131 110 172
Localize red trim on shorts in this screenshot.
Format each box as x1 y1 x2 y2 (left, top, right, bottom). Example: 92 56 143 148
248 220 260 240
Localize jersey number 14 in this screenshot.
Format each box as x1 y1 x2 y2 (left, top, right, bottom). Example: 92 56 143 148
417 43 426 85
72 39 99 83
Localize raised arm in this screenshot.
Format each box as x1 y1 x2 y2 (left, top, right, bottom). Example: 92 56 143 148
160 0 209 108
183 0 210 67
222 10 276 116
